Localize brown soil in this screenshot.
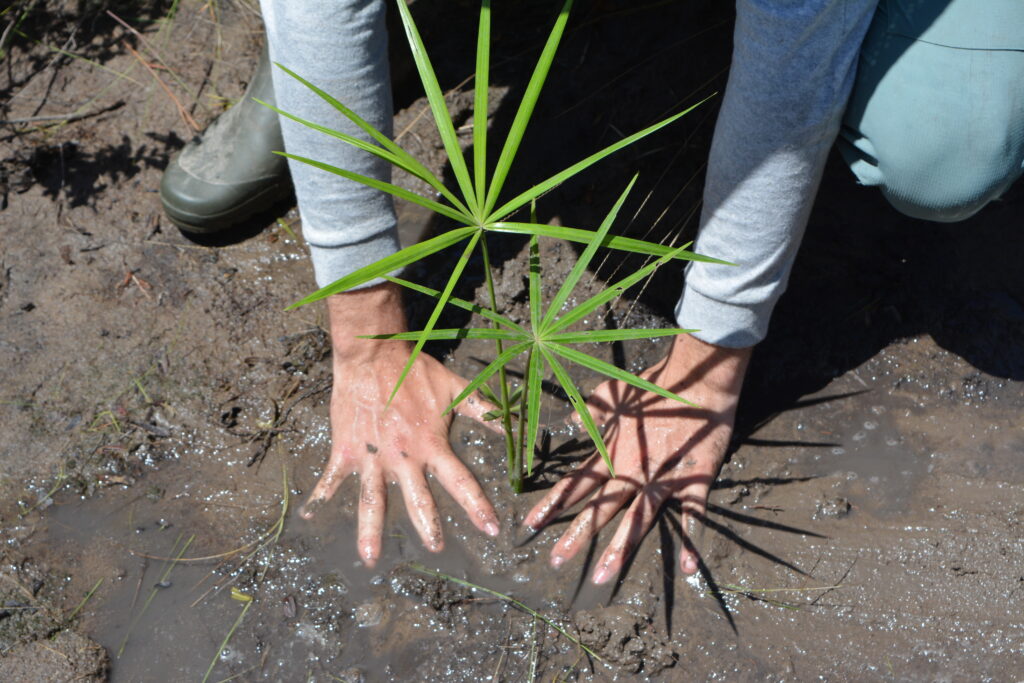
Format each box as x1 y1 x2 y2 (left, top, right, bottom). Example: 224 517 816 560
2 1 1023 681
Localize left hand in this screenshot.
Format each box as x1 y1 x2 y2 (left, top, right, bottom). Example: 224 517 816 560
522 334 752 583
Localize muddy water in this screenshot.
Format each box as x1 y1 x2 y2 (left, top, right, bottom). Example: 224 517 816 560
21 329 1024 681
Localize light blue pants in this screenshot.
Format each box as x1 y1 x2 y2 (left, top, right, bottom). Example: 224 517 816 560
840 0 1024 222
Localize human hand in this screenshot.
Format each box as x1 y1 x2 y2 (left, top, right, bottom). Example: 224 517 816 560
523 334 752 583
299 283 501 568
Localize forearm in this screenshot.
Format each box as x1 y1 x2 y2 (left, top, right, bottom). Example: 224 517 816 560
677 0 880 347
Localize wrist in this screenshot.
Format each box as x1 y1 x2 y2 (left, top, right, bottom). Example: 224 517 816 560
663 334 753 396
327 282 409 363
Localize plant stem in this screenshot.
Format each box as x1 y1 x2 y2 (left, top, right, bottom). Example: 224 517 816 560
480 234 519 492
516 347 532 488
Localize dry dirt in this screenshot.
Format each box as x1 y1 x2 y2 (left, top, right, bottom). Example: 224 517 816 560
2 1 1022 681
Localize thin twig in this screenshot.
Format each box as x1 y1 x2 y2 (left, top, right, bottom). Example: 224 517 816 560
0 101 124 125
125 43 199 131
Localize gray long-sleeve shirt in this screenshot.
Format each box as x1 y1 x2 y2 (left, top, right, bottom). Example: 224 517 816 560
265 0 882 347
676 0 879 347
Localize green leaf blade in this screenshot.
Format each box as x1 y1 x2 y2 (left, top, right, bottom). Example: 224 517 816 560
288 226 476 308
483 0 574 216
524 347 544 475
396 0 479 216
387 230 483 407
488 94 714 221
547 241 694 333
539 176 636 333
548 342 698 407
383 276 526 333
551 328 696 344
486 222 732 265
268 63 471 216
539 346 612 476
528 235 542 333
275 152 470 225
362 328 526 342
473 0 491 210
444 341 533 416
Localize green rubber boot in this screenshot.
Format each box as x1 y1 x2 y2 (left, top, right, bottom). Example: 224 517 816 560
160 47 291 234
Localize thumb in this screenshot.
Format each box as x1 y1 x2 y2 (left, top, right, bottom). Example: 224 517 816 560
447 375 505 436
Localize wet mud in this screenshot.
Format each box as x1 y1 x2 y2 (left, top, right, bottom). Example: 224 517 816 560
3 0 1024 680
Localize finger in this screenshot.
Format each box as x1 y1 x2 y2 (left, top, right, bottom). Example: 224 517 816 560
522 453 609 530
591 483 671 584
675 478 712 576
396 465 444 552
428 453 499 537
356 461 387 568
300 454 355 520
549 476 635 569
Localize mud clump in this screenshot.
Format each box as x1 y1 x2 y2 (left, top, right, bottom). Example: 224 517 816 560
0 555 107 681
573 605 676 675
0 630 109 682
814 495 852 520
388 565 470 623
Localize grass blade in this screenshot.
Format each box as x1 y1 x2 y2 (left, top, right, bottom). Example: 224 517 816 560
387 230 482 407
483 0 574 216
487 222 730 264
396 0 479 215
383 276 525 333
65 578 104 621
487 94 714 221
118 534 194 658
524 347 544 475
257 97 471 218
289 226 477 307
540 176 636 333
444 341 532 416
528 234 542 332
551 328 696 343
201 592 253 683
473 0 491 210
548 242 694 333
361 328 526 342
548 342 697 407
539 346 612 475
274 151 469 225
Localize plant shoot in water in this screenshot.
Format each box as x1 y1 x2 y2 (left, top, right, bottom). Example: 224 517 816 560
264 0 726 491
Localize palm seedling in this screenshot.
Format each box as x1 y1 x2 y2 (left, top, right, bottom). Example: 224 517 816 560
262 0 727 491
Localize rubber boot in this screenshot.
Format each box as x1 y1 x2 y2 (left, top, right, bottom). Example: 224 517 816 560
160 46 291 234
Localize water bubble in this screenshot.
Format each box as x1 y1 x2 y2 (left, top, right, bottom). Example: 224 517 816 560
852 431 867 442
863 421 878 430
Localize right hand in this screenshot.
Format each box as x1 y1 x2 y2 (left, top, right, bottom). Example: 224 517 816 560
299 284 502 568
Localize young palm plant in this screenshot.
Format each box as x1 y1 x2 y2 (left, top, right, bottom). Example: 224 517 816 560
262 0 727 490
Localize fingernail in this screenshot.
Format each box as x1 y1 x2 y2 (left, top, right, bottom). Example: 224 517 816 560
551 555 565 569
361 543 377 564
682 553 698 575
484 522 500 537
299 497 325 520
592 566 611 585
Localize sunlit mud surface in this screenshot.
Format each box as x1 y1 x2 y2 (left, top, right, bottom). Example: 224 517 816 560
3 0 1024 680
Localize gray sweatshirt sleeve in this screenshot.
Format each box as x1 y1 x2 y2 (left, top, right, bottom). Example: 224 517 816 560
676 0 880 347
261 0 399 290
